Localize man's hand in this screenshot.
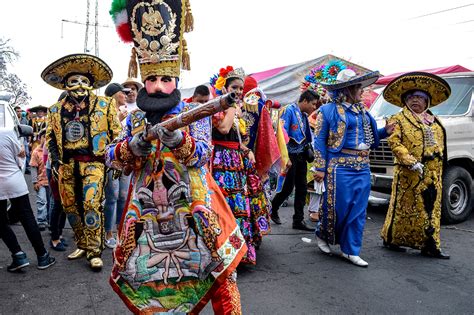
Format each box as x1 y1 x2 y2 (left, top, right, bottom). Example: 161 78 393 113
410 162 424 177
313 171 325 182
155 126 183 149
129 132 153 157
18 148 26 158
33 182 40 192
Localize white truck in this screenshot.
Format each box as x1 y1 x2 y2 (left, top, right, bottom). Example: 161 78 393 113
369 72 474 223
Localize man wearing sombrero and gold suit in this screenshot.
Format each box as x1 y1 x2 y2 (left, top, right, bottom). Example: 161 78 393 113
380 72 451 259
107 0 247 313
28 105 48 152
42 54 122 270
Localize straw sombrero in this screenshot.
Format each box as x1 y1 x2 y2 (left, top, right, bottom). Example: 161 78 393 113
383 72 451 107
41 53 112 90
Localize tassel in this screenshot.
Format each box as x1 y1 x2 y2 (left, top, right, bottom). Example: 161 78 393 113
181 39 191 70
184 0 194 32
128 47 138 78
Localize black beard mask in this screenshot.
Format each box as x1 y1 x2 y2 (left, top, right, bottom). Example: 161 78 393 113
136 88 181 125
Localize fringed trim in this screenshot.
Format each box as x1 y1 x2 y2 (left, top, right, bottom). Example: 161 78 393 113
184 0 194 32
182 39 191 70
128 47 138 78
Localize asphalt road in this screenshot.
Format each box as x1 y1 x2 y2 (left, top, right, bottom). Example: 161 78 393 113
1 183 473 314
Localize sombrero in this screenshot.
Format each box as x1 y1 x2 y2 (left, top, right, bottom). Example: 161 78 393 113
307 56 380 91
383 72 451 107
122 77 143 90
41 53 113 90
28 105 48 113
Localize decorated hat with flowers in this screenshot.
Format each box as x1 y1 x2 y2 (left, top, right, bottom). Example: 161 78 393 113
209 66 246 96
302 55 379 92
109 0 193 81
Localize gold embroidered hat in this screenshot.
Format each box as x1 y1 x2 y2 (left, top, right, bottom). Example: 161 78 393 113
383 72 451 107
41 54 113 90
110 0 193 81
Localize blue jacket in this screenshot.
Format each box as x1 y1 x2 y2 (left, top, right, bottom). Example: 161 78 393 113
313 102 388 171
280 103 312 153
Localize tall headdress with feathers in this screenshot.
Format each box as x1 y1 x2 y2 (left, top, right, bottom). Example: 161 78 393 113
110 0 193 81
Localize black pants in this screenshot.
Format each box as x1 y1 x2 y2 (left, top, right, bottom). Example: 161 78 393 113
271 153 308 223
49 199 66 241
0 194 46 257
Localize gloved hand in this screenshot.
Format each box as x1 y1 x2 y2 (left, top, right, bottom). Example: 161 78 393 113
410 162 424 176
129 132 152 157
155 126 183 149
51 161 60 180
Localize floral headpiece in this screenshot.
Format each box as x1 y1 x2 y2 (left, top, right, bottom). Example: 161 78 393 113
210 65 245 95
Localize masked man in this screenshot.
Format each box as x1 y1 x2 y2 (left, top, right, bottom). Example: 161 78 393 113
42 54 122 270
107 0 246 313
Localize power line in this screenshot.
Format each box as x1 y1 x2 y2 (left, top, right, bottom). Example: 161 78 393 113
408 3 474 20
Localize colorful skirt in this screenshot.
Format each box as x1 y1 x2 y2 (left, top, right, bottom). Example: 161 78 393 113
212 142 270 264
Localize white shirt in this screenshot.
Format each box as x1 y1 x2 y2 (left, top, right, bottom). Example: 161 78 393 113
0 129 28 199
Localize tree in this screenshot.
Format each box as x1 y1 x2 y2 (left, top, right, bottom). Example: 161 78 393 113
0 38 30 107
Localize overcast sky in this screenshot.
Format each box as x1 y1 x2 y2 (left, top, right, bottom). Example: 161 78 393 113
1 0 473 108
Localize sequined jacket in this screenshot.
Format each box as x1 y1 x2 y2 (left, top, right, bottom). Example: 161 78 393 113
46 93 121 163
313 102 388 171
387 107 447 169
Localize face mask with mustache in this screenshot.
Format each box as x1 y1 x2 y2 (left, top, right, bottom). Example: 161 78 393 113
136 88 182 125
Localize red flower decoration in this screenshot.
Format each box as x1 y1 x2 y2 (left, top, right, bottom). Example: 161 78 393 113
229 233 242 249
219 65 234 78
329 66 339 76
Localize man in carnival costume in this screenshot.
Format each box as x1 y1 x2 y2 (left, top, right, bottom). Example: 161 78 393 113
42 54 122 270
108 0 246 313
312 57 394 267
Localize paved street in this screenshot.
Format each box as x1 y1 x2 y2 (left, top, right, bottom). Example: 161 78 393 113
1 187 473 314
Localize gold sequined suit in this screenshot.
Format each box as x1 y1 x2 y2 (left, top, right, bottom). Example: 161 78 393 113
381 107 447 250
46 93 121 259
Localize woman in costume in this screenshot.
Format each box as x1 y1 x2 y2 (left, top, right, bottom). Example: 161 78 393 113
380 72 451 259
312 58 394 267
210 67 270 264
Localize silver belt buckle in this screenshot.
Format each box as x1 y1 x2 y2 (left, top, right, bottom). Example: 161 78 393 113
65 121 85 142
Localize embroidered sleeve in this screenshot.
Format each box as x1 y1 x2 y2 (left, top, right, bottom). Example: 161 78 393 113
313 111 329 171
387 118 417 166
279 106 291 135
107 98 122 142
172 115 212 167
106 113 135 169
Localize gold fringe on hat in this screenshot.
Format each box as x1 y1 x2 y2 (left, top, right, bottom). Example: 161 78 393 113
128 47 138 79
182 39 191 70
184 0 194 33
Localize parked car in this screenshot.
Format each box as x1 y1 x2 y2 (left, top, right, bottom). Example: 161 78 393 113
369 72 474 224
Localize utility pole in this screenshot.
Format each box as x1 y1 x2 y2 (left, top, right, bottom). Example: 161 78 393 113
60 0 111 57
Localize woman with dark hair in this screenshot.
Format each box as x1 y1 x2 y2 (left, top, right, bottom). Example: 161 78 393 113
210 66 270 264
380 72 451 259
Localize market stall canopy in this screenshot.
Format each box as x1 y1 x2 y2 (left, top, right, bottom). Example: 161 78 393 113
375 65 471 86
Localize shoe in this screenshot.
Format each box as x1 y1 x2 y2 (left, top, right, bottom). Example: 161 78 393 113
316 237 331 254
292 221 313 231
342 253 368 267
37 252 56 270
90 257 103 270
105 237 117 249
271 214 282 225
7 252 30 272
421 248 450 259
383 241 406 252
68 248 86 260
50 240 66 252
60 238 69 247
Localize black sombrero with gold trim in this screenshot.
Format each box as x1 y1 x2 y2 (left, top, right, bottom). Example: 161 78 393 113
41 54 113 90
383 71 451 107
28 105 48 113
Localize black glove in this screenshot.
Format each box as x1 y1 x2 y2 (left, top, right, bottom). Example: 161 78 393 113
155 126 183 149
304 144 315 163
129 132 152 157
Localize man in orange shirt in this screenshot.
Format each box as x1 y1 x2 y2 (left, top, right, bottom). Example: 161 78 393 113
30 128 50 231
